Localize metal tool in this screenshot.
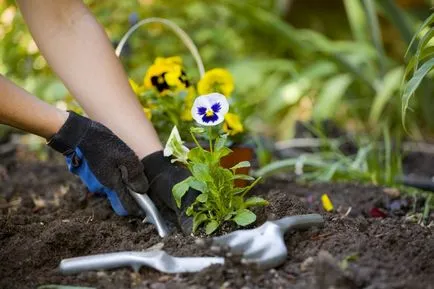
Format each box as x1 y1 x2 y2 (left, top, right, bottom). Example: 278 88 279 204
60 250 224 274
399 175 434 192
127 188 170 238
209 213 324 269
59 214 323 274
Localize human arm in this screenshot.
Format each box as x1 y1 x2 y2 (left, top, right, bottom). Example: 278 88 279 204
0 75 148 216
16 0 162 159
0 75 68 139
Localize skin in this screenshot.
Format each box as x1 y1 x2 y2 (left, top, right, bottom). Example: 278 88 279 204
14 0 162 159
0 75 68 139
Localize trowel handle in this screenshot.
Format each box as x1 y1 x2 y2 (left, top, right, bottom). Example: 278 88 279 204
60 252 144 274
60 251 225 275
272 214 324 233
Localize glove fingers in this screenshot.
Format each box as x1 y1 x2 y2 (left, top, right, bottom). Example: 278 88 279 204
119 164 149 194
110 182 145 217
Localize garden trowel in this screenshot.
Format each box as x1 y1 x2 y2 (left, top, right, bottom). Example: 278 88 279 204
59 214 323 274
127 188 170 238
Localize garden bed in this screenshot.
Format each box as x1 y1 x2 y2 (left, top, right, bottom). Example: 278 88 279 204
0 150 433 289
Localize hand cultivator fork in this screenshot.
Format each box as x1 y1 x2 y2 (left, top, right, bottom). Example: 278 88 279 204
60 214 324 274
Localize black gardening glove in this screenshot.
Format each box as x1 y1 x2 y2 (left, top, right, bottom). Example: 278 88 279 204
47 111 149 216
141 151 200 234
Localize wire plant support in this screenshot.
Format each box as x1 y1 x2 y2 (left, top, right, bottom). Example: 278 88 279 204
115 17 205 78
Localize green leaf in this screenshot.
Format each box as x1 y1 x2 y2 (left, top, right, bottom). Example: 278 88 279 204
230 161 251 171
253 159 298 178
369 67 404 124
193 213 208 232
377 0 415 49
343 0 368 43
232 196 244 208
196 193 208 203
405 13 434 59
414 29 434 71
192 163 212 182
214 147 232 161
233 209 256 226
363 0 387 76
313 74 353 121
188 147 205 162
230 187 245 195
186 205 195 216
232 174 255 181
172 177 192 208
224 212 236 221
214 134 228 151
188 178 207 193
404 47 434 79
205 220 219 235
402 58 434 127
244 196 269 207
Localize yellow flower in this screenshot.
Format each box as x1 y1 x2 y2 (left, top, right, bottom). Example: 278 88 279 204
129 78 145 95
144 56 190 95
198 68 234 97
181 87 196 121
143 107 152 120
154 56 183 66
223 113 244 136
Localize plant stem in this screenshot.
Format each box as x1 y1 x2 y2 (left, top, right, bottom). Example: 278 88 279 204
190 131 203 150
208 127 213 153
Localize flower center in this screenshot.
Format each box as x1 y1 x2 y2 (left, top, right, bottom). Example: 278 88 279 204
205 109 214 117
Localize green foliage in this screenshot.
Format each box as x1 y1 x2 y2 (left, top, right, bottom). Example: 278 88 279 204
1 0 433 141
402 13 434 129
167 127 267 235
255 127 402 187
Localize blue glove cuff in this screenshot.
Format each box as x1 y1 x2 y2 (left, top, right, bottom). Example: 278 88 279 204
65 148 129 216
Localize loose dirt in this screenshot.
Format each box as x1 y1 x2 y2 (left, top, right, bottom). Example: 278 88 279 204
1 150 433 289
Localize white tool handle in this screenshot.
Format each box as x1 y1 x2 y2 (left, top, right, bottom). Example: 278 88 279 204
60 251 224 274
272 214 324 233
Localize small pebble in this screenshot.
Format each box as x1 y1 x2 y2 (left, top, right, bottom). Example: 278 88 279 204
150 283 165 289
158 275 171 282
383 187 400 198
210 245 223 254
300 256 314 272
96 271 107 278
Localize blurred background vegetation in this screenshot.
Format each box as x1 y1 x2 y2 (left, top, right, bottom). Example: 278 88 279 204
0 0 433 142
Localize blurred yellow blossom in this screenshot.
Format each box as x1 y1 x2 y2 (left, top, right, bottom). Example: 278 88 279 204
129 78 145 95
223 113 244 135
181 87 196 121
198 68 234 97
143 107 152 120
144 56 190 95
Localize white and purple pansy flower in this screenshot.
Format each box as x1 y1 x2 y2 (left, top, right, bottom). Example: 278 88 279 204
191 93 229 126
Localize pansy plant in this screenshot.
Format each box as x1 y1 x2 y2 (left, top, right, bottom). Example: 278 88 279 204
165 93 268 235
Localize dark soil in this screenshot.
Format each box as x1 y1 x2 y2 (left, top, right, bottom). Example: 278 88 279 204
1 147 433 289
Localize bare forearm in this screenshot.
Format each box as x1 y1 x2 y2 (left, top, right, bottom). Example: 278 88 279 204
0 76 68 139
17 0 162 158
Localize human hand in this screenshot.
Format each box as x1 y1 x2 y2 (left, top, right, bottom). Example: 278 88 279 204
141 151 199 234
47 111 149 216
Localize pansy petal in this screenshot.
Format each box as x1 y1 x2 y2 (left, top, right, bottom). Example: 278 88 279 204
206 93 229 115
197 106 207 116
191 93 229 126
